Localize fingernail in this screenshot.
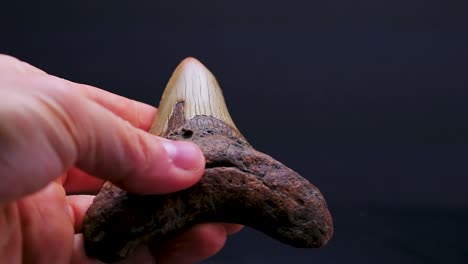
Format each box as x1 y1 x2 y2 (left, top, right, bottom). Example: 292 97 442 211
162 141 203 171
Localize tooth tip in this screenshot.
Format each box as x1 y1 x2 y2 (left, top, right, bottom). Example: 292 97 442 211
174 57 207 76
168 57 219 99
179 56 203 67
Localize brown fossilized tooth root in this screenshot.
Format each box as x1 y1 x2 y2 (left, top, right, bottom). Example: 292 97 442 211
82 57 334 263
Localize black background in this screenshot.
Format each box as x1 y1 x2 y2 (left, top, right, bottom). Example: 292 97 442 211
2 1 468 263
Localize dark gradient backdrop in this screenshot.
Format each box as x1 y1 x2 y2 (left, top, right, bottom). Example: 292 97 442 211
2 1 468 263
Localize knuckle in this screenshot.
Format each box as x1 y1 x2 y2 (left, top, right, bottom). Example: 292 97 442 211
121 125 154 175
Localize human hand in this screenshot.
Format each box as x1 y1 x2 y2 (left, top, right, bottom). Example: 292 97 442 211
0 55 242 264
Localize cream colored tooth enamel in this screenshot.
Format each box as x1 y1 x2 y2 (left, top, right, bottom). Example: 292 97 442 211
150 57 239 136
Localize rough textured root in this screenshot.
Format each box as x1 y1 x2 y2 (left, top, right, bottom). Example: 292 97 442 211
82 116 333 263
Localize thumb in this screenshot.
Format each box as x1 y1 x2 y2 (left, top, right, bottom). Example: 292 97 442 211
0 76 205 203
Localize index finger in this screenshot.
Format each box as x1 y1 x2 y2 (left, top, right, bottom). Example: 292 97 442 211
61 78 158 131
1 56 157 131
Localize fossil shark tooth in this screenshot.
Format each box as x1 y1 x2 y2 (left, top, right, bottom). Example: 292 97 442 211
82 57 334 263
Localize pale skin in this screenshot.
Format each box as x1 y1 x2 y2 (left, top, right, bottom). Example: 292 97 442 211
0 55 242 264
